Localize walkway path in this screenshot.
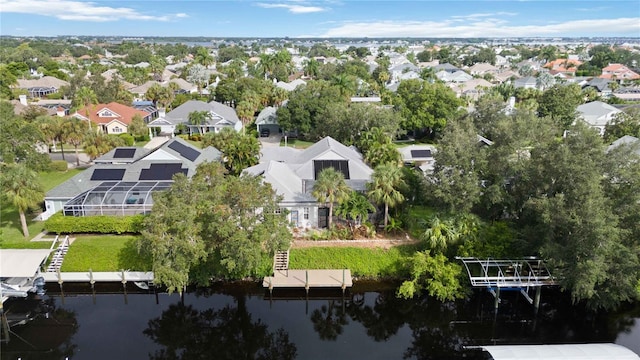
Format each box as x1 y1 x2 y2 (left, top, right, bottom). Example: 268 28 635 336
291 238 419 250
144 136 169 149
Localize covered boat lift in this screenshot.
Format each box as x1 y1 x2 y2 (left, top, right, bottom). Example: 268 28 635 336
457 257 556 312
473 343 639 360
1 249 51 303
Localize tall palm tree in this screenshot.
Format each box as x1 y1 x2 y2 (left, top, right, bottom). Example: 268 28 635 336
194 47 215 68
367 163 405 227
312 168 351 229
235 101 254 135
1 163 45 238
63 118 89 167
39 115 66 160
303 58 320 79
75 86 97 131
258 53 275 80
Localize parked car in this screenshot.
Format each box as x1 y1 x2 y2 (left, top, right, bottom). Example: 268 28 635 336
260 128 270 137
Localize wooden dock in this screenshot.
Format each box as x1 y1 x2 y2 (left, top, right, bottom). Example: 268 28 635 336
42 271 154 284
263 269 352 290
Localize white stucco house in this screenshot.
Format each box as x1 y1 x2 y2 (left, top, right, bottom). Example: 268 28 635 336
576 101 622 136
244 137 373 228
147 100 242 135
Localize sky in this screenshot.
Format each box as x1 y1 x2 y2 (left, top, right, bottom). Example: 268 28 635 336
0 0 639 38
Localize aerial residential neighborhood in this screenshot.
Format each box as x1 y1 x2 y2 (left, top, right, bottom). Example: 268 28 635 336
1 0 640 358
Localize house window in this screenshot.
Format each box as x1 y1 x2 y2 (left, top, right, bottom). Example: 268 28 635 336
303 207 309 220
112 126 122 133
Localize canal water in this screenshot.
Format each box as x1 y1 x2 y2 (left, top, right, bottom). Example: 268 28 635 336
2 282 639 360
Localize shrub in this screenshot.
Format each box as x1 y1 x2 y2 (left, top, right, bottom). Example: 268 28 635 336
49 160 68 172
44 212 145 234
119 133 135 146
135 134 150 142
189 134 202 141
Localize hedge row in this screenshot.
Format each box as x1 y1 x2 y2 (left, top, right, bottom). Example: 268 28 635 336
44 213 145 234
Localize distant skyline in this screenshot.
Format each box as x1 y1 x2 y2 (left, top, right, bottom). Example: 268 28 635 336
1 0 639 38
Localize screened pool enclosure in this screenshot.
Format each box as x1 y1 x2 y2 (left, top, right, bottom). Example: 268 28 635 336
63 181 172 216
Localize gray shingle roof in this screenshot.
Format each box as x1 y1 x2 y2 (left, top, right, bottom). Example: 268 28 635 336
46 137 220 199
245 136 372 203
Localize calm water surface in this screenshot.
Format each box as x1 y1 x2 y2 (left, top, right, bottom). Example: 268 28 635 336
2 283 639 360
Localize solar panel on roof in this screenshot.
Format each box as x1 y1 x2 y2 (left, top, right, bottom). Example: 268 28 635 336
410 149 432 158
91 169 126 181
114 148 136 158
313 160 350 180
168 141 201 162
139 163 187 180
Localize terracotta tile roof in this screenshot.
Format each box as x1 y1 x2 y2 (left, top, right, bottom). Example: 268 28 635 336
75 102 150 126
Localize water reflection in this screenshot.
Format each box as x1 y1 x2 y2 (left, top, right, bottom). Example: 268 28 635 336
1 285 638 360
144 297 297 360
1 298 78 360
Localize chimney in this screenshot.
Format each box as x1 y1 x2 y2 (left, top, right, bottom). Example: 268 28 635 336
19 94 28 106
56 106 65 117
158 108 166 118
508 96 516 108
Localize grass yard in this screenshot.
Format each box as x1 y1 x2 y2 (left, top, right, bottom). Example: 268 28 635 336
280 138 314 149
289 245 419 278
61 235 151 272
1 169 84 247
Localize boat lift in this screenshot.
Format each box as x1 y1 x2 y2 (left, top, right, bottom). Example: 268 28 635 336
457 257 556 312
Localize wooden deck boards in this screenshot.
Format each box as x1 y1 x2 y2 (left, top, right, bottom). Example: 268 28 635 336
42 271 154 283
263 269 352 289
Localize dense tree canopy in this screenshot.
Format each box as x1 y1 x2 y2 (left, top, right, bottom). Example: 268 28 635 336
395 79 464 136
202 128 260 176
140 162 292 291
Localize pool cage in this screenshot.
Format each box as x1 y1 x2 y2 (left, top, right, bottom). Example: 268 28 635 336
63 181 172 217
27 86 57 98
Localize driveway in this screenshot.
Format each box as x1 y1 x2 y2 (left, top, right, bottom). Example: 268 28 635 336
259 134 282 148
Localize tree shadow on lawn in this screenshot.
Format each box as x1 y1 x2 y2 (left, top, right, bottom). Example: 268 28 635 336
117 236 153 271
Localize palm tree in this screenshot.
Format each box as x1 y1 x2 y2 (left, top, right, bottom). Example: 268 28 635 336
312 168 351 229
194 47 215 68
145 83 166 107
419 216 459 253
303 58 320 79
258 53 275 80
331 74 357 100
188 110 211 135
335 191 375 227
235 101 254 135
63 118 89 167
39 115 66 160
367 163 405 227
1 163 44 238
74 86 97 131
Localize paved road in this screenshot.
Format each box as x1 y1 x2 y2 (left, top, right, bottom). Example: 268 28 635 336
49 150 91 168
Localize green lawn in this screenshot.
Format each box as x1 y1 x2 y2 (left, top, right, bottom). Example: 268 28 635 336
1 169 84 247
61 235 151 272
289 245 420 278
280 138 314 149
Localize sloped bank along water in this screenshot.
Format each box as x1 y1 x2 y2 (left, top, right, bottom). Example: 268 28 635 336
2 282 639 360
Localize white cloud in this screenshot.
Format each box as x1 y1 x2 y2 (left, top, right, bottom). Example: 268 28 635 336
0 0 187 22
576 6 609 12
319 17 640 37
256 2 327 14
451 12 518 20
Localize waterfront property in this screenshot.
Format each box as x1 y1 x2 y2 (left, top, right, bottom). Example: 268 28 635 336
0 249 50 303
245 136 373 228
42 137 220 219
